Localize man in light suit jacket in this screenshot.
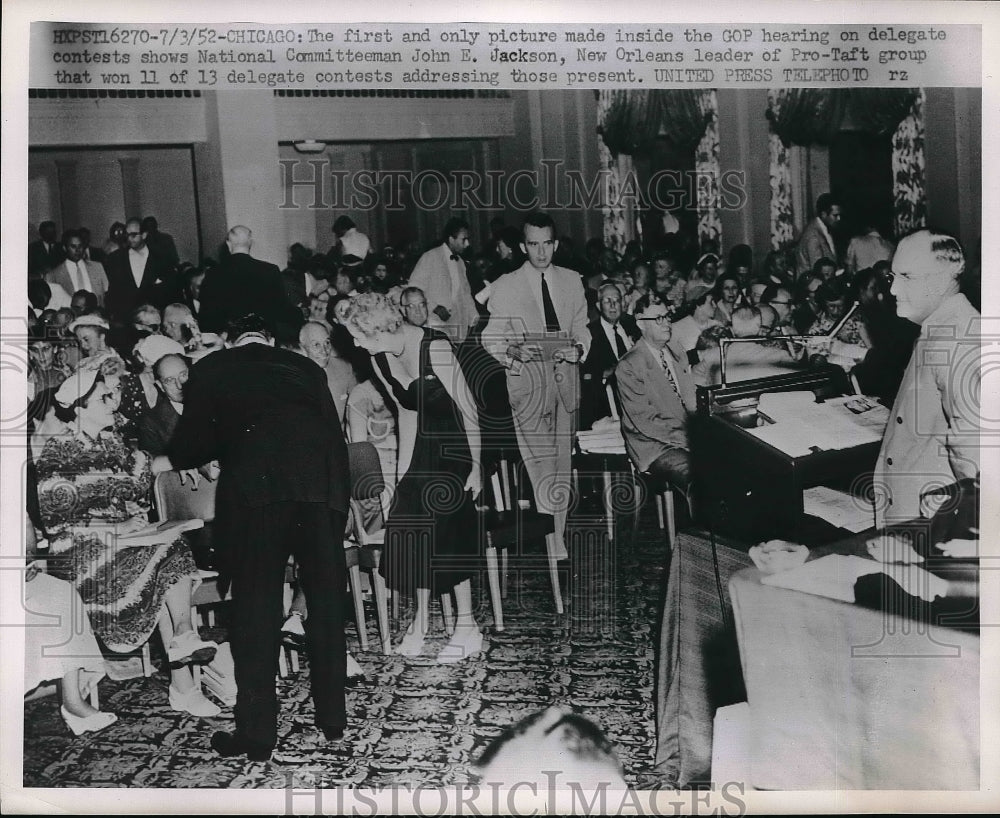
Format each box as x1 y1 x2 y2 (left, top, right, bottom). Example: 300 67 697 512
407 217 479 343
46 229 109 308
795 193 842 275
616 291 698 489
483 212 590 568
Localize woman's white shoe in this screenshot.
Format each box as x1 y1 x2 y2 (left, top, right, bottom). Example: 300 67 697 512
436 627 484 665
169 684 221 717
61 706 118 736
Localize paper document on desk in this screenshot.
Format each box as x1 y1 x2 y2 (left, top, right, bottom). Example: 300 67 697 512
758 391 817 424
803 486 874 533
761 554 883 603
745 418 818 457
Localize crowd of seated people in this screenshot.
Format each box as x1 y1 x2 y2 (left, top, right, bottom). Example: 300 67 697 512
23 200 979 752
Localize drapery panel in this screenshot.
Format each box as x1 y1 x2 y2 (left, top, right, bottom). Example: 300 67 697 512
891 89 927 236
766 87 921 246
598 89 720 250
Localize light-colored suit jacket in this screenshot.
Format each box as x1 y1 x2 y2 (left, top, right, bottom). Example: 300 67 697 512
483 261 590 413
616 337 697 473
45 259 109 306
795 217 836 275
407 243 477 343
874 293 980 526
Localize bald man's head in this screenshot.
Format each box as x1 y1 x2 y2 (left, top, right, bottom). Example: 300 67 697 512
227 225 253 253
299 320 332 367
890 229 964 325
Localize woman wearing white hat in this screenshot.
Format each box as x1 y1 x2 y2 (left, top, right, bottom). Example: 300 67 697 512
33 367 221 718
118 334 186 427
68 313 123 374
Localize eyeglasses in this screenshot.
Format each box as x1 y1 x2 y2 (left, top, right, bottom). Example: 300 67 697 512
161 372 189 388
636 314 671 325
126 231 142 237
138 322 161 332
403 302 427 310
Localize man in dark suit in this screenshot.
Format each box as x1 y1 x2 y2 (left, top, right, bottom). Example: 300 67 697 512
197 225 302 342
28 221 65 277
169 314 351 760
104 217 176 324
616 292 697 490
141 216 180 270
581 281 641 429
137 353 188 457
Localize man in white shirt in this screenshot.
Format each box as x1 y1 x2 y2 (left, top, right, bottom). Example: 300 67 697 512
45 229 109 307
105 217 173 324
483 212 589 588
581 282 640 427
407 218 479 343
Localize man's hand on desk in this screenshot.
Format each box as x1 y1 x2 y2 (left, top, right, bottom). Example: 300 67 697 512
866 532 924 564
937 536 978 559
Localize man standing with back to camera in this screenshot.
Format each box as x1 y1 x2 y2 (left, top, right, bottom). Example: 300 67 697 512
169 313 351 760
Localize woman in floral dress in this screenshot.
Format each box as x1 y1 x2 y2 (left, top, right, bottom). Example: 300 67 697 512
33 367 220 717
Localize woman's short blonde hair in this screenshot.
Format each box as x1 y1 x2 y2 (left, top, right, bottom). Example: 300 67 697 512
340 292 404 337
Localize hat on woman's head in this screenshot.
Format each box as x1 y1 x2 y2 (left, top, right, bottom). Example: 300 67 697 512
68 314 109 333
133 334 184 367
54 367 99 409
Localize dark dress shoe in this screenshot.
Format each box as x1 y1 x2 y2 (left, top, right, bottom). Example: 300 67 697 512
345 673 366 689
320 726 345 742
211 730 273 761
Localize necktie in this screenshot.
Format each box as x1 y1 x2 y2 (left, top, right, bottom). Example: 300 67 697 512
450 254 459 261
540 272 561 332
614 326 628 358
660 348 682 401
77 261 90 292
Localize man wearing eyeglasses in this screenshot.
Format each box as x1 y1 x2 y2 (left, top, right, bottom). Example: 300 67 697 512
104 217 175 325
581 282 640 429
138 353 189 458
874 228 980 527
616 292 697 490
399 286 430 328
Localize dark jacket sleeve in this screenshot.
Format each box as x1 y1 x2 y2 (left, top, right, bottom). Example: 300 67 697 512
137 410 170 458
168 361 220 468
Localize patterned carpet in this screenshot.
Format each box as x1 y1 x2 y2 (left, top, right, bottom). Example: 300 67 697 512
23 500 670 789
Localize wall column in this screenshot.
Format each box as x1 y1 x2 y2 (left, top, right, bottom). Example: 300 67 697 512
204 91 285 267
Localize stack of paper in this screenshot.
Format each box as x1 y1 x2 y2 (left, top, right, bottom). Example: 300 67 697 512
577 422 626 455
803 486 874 533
